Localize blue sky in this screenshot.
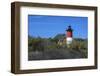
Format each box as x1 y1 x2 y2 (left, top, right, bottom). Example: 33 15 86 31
28 15 88 39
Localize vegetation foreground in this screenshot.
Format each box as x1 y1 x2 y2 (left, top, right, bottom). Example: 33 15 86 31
28 34 88 60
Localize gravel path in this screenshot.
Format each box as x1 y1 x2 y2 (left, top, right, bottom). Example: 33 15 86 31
28 49 86 60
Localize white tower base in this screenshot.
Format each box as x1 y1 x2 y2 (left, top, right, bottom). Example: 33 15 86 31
66 37 73 45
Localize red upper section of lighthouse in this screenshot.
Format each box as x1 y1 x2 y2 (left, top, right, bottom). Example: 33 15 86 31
67 31 72 37
66 26 73 37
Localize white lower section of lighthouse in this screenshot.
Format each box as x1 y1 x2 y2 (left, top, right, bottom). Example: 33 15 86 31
66 37 73 45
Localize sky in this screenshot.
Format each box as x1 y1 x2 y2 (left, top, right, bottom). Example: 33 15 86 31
28 15 88 39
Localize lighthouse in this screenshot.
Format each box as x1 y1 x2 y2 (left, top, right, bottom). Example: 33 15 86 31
66 26 73 45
